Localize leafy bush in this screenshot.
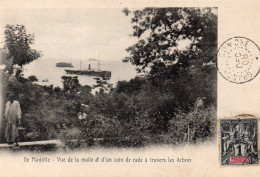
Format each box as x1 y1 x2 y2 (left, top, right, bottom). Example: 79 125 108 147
28 75 38 82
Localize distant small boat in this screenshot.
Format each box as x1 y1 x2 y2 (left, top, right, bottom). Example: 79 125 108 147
88 58 98 61
56 62 73 67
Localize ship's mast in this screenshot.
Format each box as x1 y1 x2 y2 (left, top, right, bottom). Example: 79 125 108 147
80 60 82 70
98 60 100 71
97 46 104 71
98 48 101 71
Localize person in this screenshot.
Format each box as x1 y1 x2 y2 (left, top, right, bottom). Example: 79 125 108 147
194 97 206 112
222 125 237 155
4 93 21 146
235 120 245 141
242 126 256 153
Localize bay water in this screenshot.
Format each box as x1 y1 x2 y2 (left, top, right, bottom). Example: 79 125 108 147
23 58 139 89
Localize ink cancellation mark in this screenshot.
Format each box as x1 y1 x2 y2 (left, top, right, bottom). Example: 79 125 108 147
217 37 260 84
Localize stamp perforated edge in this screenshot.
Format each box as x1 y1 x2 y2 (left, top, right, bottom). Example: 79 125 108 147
218 114 260 167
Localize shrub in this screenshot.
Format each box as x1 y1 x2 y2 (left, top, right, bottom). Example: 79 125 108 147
28 75 38 82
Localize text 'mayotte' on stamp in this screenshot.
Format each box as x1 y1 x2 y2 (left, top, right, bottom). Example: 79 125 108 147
218 37 260 84
220 117 259 165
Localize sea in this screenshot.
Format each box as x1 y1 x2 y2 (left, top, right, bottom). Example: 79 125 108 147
23 58 139 90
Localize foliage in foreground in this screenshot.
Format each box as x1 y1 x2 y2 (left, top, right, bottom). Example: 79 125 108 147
1 71 216 148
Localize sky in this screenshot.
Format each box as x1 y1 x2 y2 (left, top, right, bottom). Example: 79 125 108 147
0 8 138 62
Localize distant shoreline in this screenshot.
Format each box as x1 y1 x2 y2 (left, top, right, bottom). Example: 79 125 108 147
56 62 73 67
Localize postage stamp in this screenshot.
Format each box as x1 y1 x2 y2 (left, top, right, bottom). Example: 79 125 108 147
217 37 260 84
220 117 259 165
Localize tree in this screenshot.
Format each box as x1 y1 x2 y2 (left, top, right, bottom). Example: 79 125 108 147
123 8 217 108
3 24 42 74
120 8 217 133
61 76 80 93
123 8 217 72
28 75 38 82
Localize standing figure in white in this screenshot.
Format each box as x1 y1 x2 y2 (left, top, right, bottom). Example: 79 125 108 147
4 93 22 146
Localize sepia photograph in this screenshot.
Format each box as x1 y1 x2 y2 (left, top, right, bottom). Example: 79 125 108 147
0 7 217 151
0 0 259 176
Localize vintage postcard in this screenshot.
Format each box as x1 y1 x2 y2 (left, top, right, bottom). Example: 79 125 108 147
0 0 260 176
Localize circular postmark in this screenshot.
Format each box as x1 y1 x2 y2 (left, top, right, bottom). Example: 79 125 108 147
217 37 260 84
